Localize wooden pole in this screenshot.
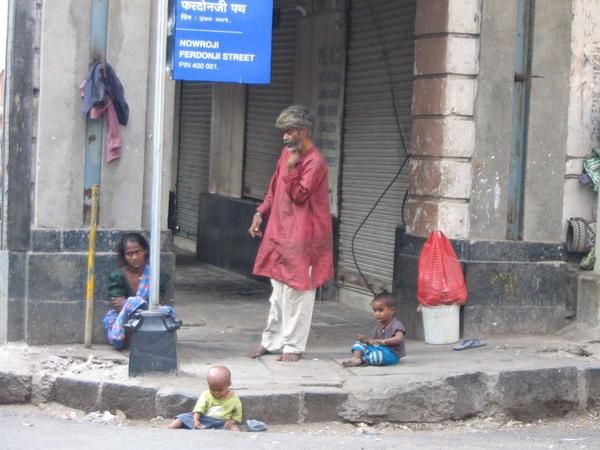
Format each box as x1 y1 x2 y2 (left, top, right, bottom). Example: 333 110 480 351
84 184 100 348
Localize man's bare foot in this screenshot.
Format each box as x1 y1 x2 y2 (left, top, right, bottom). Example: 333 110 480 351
250 347 270 359
342 357 363 367
276 352 302 362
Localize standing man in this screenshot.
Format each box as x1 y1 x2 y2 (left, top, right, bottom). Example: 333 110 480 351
249 105 333 362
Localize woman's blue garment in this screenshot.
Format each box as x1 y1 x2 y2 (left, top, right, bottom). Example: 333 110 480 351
103 264 175 349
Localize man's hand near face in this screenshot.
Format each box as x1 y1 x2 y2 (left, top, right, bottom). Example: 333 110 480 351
286 151 301 171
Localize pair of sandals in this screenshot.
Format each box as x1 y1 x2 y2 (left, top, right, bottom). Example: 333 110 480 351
453 338 486 351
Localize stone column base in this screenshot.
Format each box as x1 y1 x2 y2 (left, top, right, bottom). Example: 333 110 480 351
394 229 573 339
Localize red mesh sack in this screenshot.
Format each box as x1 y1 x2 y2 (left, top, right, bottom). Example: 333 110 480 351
417 231 467 306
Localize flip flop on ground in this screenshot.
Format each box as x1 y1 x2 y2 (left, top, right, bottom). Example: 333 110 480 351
453 338 487 351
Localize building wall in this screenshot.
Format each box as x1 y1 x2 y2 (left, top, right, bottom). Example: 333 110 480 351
104 0 152 230
35 0 174 230
1 0 176 344
469 0 516 240
396 0 576 338
523 0 572 242
470 0 574 242
564 0 600 235
35 0 89 228
0 0 38 343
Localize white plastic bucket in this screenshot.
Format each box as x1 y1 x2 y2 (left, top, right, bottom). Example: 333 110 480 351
421 304 460 344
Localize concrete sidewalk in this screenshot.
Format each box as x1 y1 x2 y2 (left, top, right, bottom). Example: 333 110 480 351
2 259 600 425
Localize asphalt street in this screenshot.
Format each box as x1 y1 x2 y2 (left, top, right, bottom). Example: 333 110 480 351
1 406 600 450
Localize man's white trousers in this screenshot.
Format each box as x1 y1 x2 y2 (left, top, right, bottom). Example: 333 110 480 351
261 279 316 354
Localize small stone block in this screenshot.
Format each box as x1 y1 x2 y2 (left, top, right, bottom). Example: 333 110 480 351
303 391 347 422
100 383 158 419
54 377 100 412
0 372 32 403
241 393 301 424
155 389 197 418
31 229 61 252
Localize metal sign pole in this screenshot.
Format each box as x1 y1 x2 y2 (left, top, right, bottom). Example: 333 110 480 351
149 0 168 310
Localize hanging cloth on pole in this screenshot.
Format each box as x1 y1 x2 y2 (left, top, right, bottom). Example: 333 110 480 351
80 61 130 162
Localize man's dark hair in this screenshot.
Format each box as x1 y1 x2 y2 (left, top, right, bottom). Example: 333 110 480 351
117 232 149 266
372 292 396 309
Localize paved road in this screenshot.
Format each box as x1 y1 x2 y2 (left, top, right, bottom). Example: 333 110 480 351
2 407 600 449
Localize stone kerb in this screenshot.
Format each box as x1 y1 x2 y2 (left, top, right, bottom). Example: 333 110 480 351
340 367 587 423
1 364 598 424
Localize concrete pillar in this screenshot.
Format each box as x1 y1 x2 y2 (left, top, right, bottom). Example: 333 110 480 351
0 0 37 343
567 1 600 241
34 0 88 229
407 0 481 239
209 84 246 198
523 0 572 242
103 0 152 230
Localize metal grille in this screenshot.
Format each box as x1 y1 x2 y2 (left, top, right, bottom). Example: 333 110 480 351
242 8 297 199
337 0 416 292
175 82 213 240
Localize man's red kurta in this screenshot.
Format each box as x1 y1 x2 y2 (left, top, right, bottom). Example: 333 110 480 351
253 146 334 290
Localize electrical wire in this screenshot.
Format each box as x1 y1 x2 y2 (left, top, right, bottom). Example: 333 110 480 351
351 155 410 294
349 0 413 295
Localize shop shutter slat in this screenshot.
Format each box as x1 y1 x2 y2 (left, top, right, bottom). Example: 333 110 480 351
175 82 212 240
337 0 416 292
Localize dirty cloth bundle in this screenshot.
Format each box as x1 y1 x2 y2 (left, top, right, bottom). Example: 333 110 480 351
581 148 600 191
80 61 129 162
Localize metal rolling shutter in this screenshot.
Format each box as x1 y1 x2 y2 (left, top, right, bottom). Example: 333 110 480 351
242 8 297 199
175 82 213 240
337 0 416 292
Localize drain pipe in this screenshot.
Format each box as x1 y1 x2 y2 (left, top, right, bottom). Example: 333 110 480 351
83 0 108 224
82 0 108 347
506 0 535 240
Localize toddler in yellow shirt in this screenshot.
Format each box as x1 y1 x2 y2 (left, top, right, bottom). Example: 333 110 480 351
168 365 242 431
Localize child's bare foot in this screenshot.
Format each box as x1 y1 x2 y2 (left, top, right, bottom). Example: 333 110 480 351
168 418 183 429
250 347 270 359
342 357 363 367
276 352 302 362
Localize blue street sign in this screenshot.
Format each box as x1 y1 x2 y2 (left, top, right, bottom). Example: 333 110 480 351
173 0 273 84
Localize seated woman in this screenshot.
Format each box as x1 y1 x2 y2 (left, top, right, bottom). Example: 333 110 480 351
102 232 175 350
